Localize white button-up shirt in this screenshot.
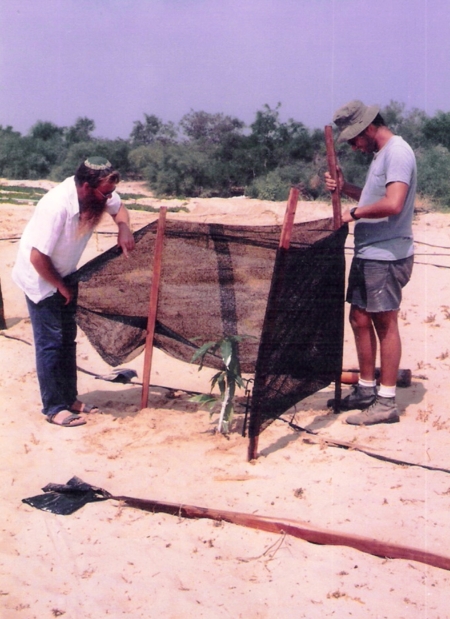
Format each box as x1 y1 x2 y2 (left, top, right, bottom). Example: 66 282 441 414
12 176 121 303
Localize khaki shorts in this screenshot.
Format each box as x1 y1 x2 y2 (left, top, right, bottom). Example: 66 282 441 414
346 256 414 313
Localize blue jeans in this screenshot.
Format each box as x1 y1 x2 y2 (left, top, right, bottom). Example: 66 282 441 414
26 291 78 416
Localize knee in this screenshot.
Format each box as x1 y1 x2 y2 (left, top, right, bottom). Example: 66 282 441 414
372 311 400 339
349 308 370 332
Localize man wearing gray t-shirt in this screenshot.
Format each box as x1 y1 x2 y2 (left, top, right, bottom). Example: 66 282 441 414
325 100 416 425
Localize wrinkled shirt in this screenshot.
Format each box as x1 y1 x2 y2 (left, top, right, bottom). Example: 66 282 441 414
12 176 121 302
355 136 417 260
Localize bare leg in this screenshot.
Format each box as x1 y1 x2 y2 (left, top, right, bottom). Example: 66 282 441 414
371 310 401 387
349 305 377 381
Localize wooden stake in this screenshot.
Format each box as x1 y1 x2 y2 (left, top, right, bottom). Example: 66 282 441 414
140 207 167 410
324 125 345 412
324 125 342 230
279 186 299 249
248 187 299 461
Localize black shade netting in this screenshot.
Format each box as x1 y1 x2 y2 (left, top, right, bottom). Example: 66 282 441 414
248 222 348 436
70 216 347 434
71 219 297 370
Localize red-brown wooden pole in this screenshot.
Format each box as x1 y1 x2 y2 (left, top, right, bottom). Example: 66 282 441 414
140 207 167 410
324 125 342 230
111 492 450 572
248 187 299 461
324 125 344 412
279 186 300 249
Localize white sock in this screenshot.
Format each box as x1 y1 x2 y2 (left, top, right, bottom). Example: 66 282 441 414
359 378 376 388
378 384 396 399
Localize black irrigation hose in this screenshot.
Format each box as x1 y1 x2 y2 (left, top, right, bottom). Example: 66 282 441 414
0 332 32 345
278 416 450 475
76 364 203 396
415 239 450 250
0 332 203 396
414 261 450 269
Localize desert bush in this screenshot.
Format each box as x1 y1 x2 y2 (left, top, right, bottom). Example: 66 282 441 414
3 103 450 209
416 145 450 209
423 111 450 150
51 139 131 181
246 169 291 201
180 110 244 145
130 114 177 147
64 117 95 146
131 141 214 197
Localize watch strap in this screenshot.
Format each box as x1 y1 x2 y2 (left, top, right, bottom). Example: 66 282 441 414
350 207 359 220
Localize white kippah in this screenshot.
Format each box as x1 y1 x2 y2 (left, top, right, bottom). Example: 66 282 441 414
84 156 112 170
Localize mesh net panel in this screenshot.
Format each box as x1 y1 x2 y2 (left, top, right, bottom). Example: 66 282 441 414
70 217 347 435
249 222 347 436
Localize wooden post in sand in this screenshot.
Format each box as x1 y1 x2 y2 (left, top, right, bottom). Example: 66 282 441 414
324 125 343 230
140 207 167 410
247 187 299 461
0 278 6 330
324 125 345 413
279 185 300 249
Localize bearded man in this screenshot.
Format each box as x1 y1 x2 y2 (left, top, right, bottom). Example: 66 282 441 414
13 157 135 427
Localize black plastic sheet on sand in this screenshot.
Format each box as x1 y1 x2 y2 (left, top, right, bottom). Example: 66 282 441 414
69 217 347 435
22 477 111 515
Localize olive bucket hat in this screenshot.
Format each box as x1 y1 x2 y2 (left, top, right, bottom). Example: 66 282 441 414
333 100 380 142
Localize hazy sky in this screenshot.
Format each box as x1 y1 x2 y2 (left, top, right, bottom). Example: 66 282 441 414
1 0 449 139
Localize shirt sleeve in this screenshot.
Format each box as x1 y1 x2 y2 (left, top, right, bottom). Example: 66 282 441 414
28 196 69 257
385 141 415 187
105 191 122 216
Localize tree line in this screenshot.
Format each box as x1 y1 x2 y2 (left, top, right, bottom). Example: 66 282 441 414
1 101 450 208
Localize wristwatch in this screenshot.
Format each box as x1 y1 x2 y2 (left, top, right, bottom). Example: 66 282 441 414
350 207 359 221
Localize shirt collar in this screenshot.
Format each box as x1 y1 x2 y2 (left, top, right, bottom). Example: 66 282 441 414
67 176 81 217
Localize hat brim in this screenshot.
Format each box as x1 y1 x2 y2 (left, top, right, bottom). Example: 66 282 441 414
337 105 380 143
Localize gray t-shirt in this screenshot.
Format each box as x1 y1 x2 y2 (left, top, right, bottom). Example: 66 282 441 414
355 135 416 260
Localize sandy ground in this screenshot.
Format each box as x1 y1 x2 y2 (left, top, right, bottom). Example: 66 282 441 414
1 180 450 618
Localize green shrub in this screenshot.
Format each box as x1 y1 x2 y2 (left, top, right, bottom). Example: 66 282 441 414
416 145 450 209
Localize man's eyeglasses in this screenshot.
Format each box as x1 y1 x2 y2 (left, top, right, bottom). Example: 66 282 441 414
94 187 114 200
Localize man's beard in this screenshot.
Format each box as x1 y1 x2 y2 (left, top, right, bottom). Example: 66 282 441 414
78 193 107 234
365 136 378 154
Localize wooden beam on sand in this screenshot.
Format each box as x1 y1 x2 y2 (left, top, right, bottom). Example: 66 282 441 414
140 207 167 410
26 477 450 572
112 492 450 572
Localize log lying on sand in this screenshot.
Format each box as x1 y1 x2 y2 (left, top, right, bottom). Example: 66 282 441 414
116 494 450 572
23 478 450 572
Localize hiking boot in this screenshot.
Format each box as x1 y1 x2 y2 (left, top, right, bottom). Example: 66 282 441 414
345 396 400 426
327 384 377 412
